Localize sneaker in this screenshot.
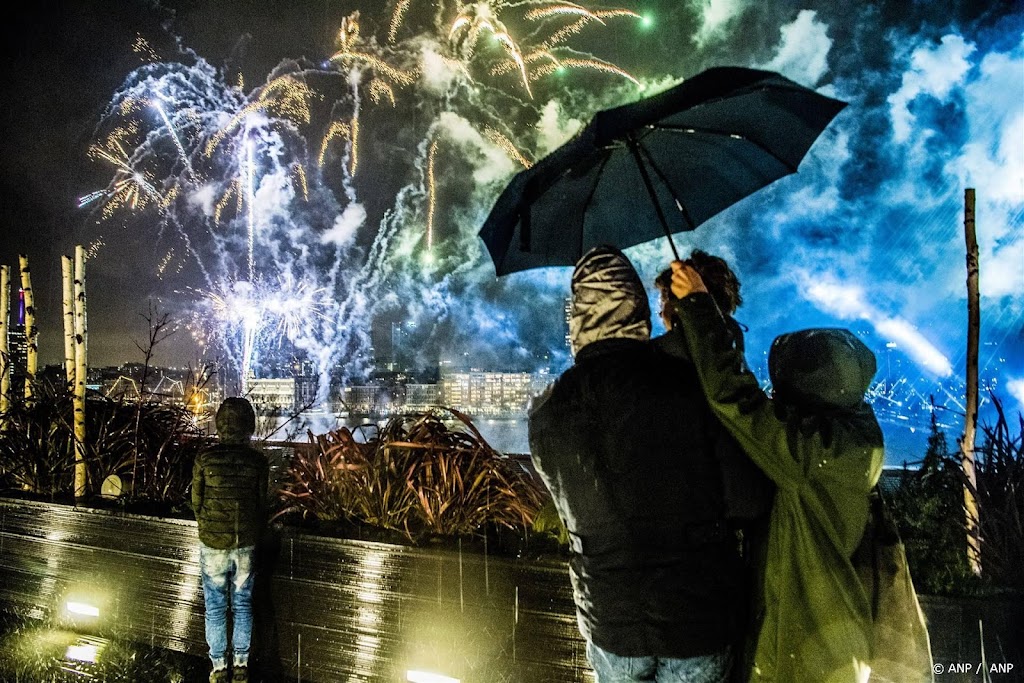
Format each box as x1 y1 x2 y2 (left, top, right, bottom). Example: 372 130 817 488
209 669 230 683
232 665 249 683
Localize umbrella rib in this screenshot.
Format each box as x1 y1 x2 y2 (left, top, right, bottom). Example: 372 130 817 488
579 153 612 259
654 124 799 173
635 140 697 231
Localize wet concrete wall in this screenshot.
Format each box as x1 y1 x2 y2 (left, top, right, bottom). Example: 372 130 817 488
1 498 1021 682
0 498 591 682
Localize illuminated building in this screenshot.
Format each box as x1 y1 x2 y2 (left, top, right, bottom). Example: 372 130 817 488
405 383 441 411
8 289 28 393
247 377 296 412
440 369 535 417
343 385 394 415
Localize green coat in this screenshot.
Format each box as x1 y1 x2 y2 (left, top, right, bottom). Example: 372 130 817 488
192 442 269 550
675 293 883 683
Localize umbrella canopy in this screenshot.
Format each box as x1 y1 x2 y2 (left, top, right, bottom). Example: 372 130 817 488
479 66 847 275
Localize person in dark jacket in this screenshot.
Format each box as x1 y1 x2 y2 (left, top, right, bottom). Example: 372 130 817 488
529 245 744 683
193 397 269 683
670 262 883 683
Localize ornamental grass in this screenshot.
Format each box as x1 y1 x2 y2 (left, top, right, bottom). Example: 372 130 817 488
277 408 546 542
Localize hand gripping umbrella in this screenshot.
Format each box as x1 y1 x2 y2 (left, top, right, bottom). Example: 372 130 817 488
479 66 847 275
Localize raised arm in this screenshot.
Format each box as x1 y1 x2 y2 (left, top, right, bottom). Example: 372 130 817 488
670 263 802 490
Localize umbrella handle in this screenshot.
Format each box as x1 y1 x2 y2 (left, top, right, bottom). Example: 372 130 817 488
627 137 680 261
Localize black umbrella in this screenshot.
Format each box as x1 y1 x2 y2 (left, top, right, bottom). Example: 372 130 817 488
479 66 847 275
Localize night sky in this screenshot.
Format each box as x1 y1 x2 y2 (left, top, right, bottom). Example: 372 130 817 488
1 0 1021 458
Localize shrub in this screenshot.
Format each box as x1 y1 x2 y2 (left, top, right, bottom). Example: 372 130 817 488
890 396 1024 595
277 408 546 542
889 408 979 594
0 383 75 497
969 397 1024 591
0 379 209 507
85 396 209 506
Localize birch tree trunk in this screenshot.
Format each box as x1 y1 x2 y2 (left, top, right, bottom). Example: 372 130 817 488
73 246 89 500
0 265 9 415
62 255 76 389
961 187 981 575
19 256 37 399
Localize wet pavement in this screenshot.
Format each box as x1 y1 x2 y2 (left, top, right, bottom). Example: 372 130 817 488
0 609 209 682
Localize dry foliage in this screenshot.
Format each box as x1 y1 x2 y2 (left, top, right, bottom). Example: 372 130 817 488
277 408 545 541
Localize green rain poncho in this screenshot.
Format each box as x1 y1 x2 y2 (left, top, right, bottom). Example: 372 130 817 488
675 293 884 683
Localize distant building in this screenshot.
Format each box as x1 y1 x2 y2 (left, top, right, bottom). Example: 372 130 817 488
389 321 416 372
440 369 535 417
8 290 28 394
248 377 296 412
342 385 396 415
405 383 441 411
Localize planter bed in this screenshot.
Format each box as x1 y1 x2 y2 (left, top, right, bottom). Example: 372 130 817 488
2 496 1021 682
0 497 590 682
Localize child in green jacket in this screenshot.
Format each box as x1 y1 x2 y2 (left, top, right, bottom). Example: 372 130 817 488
670 261 883 683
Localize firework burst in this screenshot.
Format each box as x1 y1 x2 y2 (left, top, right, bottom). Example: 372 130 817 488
82 0 649 397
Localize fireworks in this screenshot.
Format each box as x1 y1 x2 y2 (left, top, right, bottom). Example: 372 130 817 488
152 99 195 179
318 121 352 167
214 180 243 225
204 74 317 158
131 34 160 62
369 80 397 107
245 141 256 282
80 140 163 216
388 0 412 43
529 57 640 85
191 275 329 387
330 11 417 87
450 3 533 97
82 0 649 396
484 127 532 168
426 138 438 251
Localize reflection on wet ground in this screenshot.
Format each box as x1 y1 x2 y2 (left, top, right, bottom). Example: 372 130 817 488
0 609 210 682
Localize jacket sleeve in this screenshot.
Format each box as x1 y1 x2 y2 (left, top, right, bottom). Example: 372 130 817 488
673 292 803 491
191 452 204 515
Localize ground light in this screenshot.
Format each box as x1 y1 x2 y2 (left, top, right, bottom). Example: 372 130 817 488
0 620 197 681
406 671 460 683
65 639 103 664
61 585 111 633
65 601 100 618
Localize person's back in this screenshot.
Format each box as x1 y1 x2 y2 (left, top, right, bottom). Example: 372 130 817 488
193 397 269 683
529 246 743 682
671 262 884 683
194 441 267 550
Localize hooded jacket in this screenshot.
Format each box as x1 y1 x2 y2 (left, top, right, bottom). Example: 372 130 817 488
192 399 269 550
674 292 884 683
529 246 743 658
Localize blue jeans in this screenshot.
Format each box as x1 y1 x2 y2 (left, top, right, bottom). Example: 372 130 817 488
200 544 256 670
587 641 731 683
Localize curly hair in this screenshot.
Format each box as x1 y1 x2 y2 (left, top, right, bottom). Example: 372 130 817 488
655 250 742 315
